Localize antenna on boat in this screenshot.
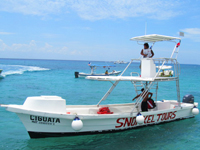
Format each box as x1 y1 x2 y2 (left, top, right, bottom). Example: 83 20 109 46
145 22 147 35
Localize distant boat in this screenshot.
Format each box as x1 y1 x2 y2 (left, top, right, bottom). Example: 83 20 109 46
74 63 122 78
156 65 173 77
114 60 128 64
0 69 3 78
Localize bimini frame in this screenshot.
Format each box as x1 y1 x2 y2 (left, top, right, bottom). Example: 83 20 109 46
86 34 182 113
130 34 181 59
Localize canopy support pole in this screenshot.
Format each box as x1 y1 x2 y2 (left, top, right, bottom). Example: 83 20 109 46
97 60 133 107
170 41 180 59
97 80 119 107
176 78 181 107
91 66 94 74
120 59 133 76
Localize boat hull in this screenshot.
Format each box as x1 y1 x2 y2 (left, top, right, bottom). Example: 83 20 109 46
78 71 122 78
8 101 196 138
27 115 193 138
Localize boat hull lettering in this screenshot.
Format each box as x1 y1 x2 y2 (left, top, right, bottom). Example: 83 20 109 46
30 115 60 125
115 111 177 128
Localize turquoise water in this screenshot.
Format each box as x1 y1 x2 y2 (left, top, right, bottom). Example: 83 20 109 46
0 58 200 150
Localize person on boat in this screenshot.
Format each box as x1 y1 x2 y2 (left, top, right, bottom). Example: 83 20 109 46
161 69 165 76
105 70 108 75
132 88 153 112
141 43 154 58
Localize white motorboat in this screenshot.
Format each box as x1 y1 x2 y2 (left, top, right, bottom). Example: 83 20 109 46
74 63 121 78
156 65 173 77
1 34 199 139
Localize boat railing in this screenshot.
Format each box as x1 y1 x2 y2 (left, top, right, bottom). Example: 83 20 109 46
130 58 180 79
154 58 180 78
130 57 180 114
96 57 180 108
130 72 140 76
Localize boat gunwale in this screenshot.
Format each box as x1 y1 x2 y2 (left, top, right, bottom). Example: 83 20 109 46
1 101 195 119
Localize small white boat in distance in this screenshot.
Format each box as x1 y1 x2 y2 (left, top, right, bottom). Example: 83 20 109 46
74 62 121 78
114 60 128 64
156 65 173 77
1 34 199 138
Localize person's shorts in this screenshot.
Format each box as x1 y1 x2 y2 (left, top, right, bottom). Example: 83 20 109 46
141 101 148 112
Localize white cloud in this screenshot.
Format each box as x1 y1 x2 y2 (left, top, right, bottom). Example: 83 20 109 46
0 32 14 35
0 39 8 51
0 0 182 20
0 0 66 16
182 28 200 35
37 43 53 53
11 40 36 52
181 28 200 42
70 50 82 55
0 39 84 55
70 0 181 20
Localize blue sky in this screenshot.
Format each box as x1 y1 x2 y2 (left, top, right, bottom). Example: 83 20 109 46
0 0 200 64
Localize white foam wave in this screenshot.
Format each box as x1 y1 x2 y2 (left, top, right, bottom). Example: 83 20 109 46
0 65 50 77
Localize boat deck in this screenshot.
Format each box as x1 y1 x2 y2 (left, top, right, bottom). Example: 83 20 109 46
65 100 192 115
1 100 196 116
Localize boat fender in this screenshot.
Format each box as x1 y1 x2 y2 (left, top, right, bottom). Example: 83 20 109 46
71 116 83 131
192 106 199 115
136 113 144 124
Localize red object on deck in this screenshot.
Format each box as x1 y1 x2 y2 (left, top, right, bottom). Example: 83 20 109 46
97 107 113 114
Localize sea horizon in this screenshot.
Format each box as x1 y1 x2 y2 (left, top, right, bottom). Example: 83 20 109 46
0 57 199 66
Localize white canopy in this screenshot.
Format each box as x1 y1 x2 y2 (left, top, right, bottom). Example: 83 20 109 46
130 34 181 43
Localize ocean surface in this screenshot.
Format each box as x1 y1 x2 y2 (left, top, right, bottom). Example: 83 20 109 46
0 58 200 150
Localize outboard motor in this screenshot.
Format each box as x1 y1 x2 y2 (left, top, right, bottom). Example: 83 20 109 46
74 72 79 78
182 94 194 104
